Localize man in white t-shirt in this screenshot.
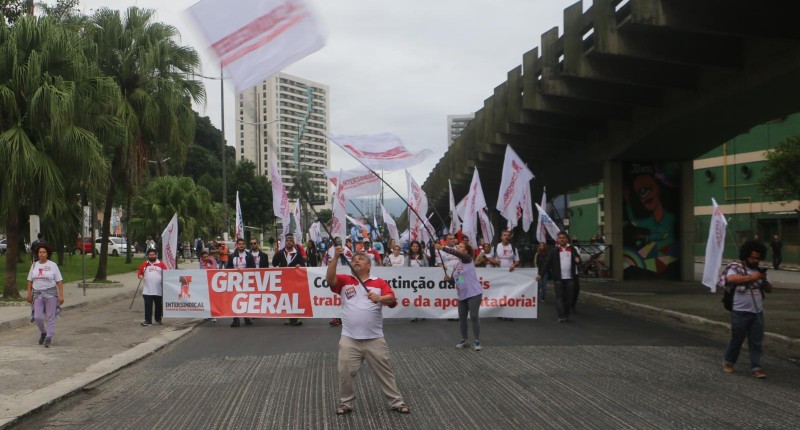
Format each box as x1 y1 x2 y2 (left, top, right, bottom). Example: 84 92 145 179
435 234 460 275
326 247 409 416
137 249 168 326
488 230 520 272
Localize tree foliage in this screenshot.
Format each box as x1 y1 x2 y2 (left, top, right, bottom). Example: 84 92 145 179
760 135 800 201
230 160 275 230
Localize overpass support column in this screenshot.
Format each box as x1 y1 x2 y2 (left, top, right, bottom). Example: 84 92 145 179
603 161 624 281
680 160 695 281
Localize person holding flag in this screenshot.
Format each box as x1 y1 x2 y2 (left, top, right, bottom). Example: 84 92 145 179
434 241 483 352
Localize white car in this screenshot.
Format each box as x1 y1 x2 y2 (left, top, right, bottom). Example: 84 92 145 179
95 237 132 257
0 239 30 254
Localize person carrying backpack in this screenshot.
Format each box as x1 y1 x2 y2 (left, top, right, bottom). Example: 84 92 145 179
720 240 772 379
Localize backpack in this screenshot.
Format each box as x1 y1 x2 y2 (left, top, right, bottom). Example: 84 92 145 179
718 261 766 311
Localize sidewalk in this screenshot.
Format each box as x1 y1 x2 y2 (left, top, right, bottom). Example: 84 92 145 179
1 268 798 428
0 272 201 429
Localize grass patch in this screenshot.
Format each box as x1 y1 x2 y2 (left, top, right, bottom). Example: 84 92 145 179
0 253 140 298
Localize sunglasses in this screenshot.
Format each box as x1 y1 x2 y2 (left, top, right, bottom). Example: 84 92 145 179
250 242 257 245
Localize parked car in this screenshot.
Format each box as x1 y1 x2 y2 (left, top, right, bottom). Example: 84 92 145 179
94 237 131 257
75 237 93 254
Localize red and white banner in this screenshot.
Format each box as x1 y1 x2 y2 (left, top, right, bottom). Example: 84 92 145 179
496 146 535 228
187 0 325 90
163 267 539 319
406 170 428 242
323 168 381 197
330 170 347 241
326 132 433 171
161 213 179 270
270 158 291 220
702 198 727 292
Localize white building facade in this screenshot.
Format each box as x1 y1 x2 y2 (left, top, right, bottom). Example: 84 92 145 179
237 72 331 204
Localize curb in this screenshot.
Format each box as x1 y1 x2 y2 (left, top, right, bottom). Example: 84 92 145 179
582 292 800 350
0 321 202 429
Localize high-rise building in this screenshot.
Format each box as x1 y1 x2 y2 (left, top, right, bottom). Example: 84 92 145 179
237 72 330 204
447 114 474 147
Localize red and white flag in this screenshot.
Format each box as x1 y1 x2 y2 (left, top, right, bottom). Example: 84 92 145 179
270 158 291 221
292 199 302 240
478 208 494 245
235 191 244 240
462 168 487 247
496 146 535 228
329 170 347 242
161 213 179 270
449 180 461 235
535 188 548 243
308 221 321 243
327 133 433 171
535 202 561 241
406 170 428 242
702 198 727 292
520 183 534 232
382 203 400 244
323 168 381 197
187 0 325 90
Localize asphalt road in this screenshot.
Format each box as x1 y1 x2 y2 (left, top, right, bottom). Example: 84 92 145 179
14 297 800 430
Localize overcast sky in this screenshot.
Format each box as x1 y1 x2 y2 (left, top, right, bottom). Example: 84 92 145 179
77 0 583 195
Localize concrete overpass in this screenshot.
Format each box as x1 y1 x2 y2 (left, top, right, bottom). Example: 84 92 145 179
422 0 800 281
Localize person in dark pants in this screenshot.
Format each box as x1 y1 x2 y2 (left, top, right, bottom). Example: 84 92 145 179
272 234 307 326
721 240 772 378
770 235 783 270
228 238 255 327
536 231 581 323
137 249 167 326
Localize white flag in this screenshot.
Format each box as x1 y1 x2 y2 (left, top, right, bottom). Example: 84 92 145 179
327 133 433 171
478 208 494 245
160 213 179 270
535 188 548 243
323 167 381 197
520 183 534 232
421 213 435 244
330 170 347 242
702 198 728 292
406 170 429 242
382 203 399 244
462 168 487 247
235 191 244 240
373 214 380 240
309 221 321 243
187 0 325 90
449 180 461 235
496 146 535 228
293 199 302 240
270 158 291 220
535 202 561 241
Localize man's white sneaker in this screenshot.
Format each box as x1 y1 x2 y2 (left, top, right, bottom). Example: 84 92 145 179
456 339 468 349
473 340 482 351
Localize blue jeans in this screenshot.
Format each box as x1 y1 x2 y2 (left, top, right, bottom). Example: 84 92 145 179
538 274 548 300
724 311 764 371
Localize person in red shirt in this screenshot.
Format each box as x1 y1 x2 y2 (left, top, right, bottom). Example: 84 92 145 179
137 249 168 326
326 246 410 416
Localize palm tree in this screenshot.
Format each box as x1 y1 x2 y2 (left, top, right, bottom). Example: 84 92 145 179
86 7 205 280
0 16 112 298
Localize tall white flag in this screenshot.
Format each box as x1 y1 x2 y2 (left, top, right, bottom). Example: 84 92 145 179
478 208 494 245
160 213 179 270
496 146 535 228
308 221 321 243
462 168 487 247
235 191 244 240
702 198 728 292
520 183 534 232
330 170 347 242
535 188 548 243
323 167 381 197
449 180 461 235
327 133 433 171
406 170 428 242
535 202 561 241
292 199 302 240
270 158 291 220
187 0 325 90
382 203 400 244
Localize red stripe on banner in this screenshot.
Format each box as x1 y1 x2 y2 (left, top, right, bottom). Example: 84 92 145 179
220 15 307 67
212 1 301 54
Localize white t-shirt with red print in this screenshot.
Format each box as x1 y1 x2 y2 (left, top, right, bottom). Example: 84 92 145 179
331 274 396 339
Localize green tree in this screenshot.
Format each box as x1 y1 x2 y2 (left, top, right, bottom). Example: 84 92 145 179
230 160 275 232
87 7 204 280
760 135 800 201
129 176 216 245
0 16 111 298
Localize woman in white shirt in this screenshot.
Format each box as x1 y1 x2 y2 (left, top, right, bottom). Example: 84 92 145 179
26 245 64 347
384 244 406 267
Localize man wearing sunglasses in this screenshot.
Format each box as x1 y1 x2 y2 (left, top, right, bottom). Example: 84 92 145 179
227 238 255 327
249 239 270 268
